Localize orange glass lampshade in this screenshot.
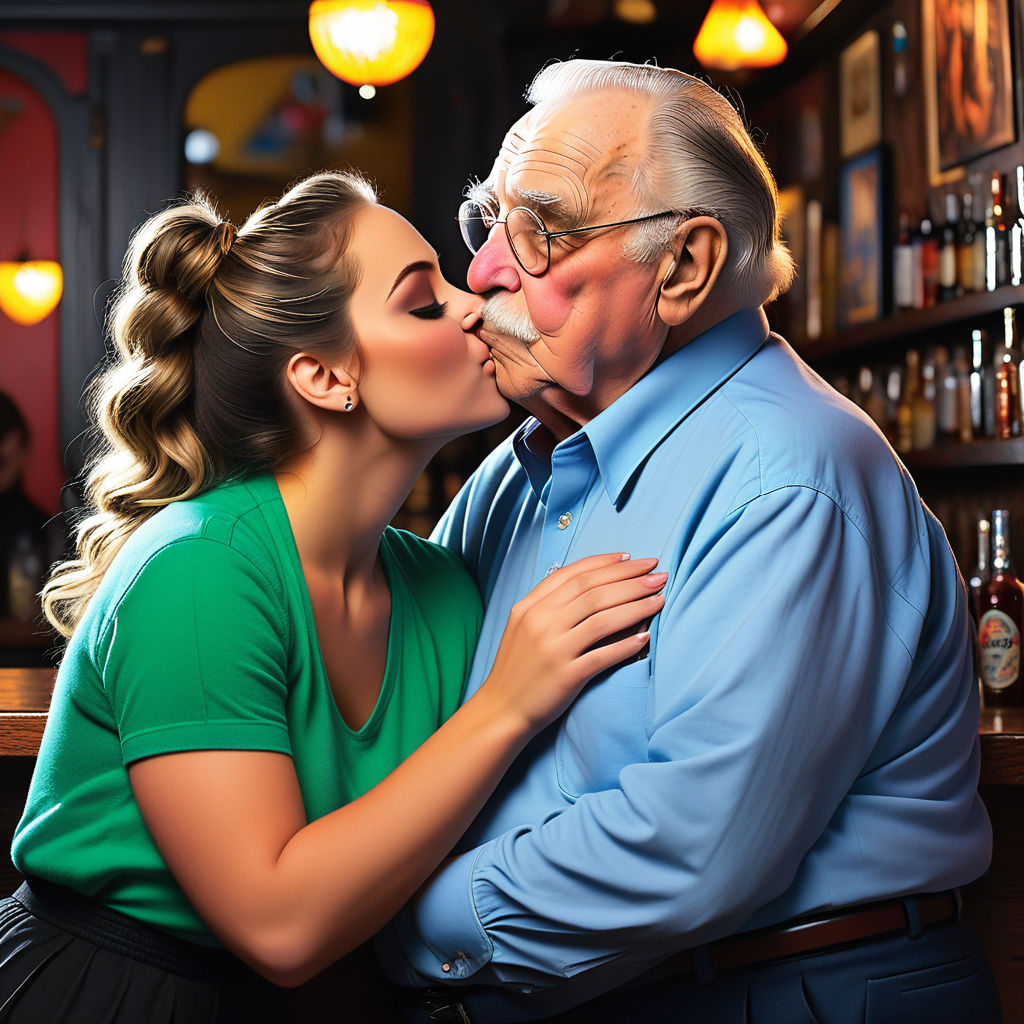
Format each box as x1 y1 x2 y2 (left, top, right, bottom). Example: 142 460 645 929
308 0 435 87
693 0 787 71
0 259 63 326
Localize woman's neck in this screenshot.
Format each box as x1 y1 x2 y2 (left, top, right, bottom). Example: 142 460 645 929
274 427 433 586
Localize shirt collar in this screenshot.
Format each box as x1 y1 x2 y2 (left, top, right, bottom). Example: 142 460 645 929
512 308 770 506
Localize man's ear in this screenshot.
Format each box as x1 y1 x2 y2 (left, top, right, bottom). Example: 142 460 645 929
284 351 359 413
657 217 729 327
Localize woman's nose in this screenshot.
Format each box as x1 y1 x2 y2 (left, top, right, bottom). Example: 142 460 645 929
458 292 482 332
466 230 523 295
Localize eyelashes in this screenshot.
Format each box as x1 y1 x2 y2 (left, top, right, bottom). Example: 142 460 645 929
410 301 449 320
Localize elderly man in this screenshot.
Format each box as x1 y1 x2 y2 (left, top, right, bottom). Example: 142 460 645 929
376 60 999 1023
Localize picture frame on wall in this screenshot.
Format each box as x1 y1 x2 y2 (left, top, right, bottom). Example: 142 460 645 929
923 0 1016 180
839 148 887 329
840 29 882 158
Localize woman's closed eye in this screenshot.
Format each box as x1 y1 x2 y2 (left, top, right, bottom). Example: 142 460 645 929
410 301 449 320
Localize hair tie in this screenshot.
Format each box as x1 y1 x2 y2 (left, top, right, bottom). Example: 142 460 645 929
216 221 237 258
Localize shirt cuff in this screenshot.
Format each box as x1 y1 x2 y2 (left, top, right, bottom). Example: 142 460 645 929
376 847 493 986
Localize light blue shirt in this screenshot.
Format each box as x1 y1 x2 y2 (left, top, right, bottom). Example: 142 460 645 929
376 308 991 1019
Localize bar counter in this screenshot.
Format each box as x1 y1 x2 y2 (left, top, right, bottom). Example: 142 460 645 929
1 669 1022 1017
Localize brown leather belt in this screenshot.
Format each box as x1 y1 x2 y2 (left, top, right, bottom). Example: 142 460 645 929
656 889 963 981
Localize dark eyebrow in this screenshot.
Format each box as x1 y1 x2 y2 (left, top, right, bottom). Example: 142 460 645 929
386 259 436 299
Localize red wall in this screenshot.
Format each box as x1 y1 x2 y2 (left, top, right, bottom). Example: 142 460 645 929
0 33 88 515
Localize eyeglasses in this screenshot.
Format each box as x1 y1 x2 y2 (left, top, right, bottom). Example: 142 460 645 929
457 199 679 277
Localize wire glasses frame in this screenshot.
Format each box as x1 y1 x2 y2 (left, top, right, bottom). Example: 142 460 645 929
457 200 679 277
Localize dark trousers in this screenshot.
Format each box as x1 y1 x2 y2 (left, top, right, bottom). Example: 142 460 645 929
405 920 1001 1024
0 877 285 1024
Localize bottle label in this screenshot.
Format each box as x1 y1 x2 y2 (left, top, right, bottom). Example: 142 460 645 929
978 609 1021 689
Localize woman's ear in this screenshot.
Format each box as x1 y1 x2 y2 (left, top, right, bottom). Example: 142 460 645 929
657 217 729 327
284 351 358 413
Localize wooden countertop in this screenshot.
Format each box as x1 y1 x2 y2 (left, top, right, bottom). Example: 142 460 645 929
0 668 53 756
979 707 1024 785
3 668 1024 779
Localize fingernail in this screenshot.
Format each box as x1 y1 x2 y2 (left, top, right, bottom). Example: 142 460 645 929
645 572 669 587
620 553 631 560
635 631 651 643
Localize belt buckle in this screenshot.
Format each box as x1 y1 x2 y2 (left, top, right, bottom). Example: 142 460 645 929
420 988 472 1024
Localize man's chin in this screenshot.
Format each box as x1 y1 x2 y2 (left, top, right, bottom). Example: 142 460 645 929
490 356 550 406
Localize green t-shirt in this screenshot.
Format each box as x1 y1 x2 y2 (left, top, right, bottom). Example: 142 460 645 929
12 474 482 945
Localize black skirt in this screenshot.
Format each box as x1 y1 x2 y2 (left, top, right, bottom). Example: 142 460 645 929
0 876 286 1023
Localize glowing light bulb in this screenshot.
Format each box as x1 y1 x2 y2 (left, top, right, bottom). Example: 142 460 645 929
0 260 64 326
308 0 435 87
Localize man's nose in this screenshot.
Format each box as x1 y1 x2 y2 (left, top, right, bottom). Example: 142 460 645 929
467 229 523 295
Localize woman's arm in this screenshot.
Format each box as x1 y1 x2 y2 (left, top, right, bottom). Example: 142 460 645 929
129 553 665 986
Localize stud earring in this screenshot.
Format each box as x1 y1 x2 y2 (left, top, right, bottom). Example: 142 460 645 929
344 396 353 411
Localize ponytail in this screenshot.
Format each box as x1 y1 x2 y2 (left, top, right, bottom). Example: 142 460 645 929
43 170 377 638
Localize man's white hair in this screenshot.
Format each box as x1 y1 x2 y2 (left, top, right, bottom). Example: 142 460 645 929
525 59 796 307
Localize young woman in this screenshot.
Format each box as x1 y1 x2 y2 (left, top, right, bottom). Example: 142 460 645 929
0 171 665 1022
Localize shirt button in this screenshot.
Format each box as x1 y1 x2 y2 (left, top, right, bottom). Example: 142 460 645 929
557 512 572 529
441 962 451 973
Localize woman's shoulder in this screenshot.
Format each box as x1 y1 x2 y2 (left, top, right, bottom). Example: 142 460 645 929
127 474 278 551
88 476 285 623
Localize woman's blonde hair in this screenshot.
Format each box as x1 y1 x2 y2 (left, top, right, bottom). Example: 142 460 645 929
43 169 378 638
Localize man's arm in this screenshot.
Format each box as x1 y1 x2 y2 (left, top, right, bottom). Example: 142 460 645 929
382 484 979 1007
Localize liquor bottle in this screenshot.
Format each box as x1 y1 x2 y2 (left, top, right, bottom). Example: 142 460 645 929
970 328 995 438
915 213 939 308
985 171 1010 291
895 352 918 454
7 531 42 622
957 190 978 294
939 192 959 301
970 179 988 293
978 509 1024 706
884 365 903 440
893 212 915 311
995 307 1022 439
1008 305 1024 411
934 347 960 444
954 346 973 444
1011 165 1024 287
969 516 991 624
913 351 937 449
858 365 889 436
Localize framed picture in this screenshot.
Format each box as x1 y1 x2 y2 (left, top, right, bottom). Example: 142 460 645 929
924 0 1016 178
840 30 882 158
839 148 887 329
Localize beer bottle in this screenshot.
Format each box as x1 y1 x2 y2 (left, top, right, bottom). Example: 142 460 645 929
978 509 1024 706
968 517 990 624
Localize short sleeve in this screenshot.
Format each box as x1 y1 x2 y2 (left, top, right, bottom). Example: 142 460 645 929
100 537 293 765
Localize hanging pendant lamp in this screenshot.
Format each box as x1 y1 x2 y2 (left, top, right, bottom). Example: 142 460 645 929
308 0 435 88
0 258 63 326
693 0 787 71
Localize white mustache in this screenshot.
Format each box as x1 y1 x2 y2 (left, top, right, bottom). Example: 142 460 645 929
480 294 541 346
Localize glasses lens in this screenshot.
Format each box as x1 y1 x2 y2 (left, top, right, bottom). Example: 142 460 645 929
458 200 494 254
506 208 548 274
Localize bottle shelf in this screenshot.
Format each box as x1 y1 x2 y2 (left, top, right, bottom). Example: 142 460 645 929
795 283 1024 360
902 437 1024 470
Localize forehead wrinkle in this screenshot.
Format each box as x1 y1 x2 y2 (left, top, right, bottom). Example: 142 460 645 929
506 153 588 223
